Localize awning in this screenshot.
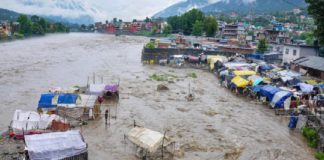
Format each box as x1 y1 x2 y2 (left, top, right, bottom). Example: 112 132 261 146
270 91 292 108
248 75 263 86
11 110 61 135
104 84 119 93
88 84 106 95
260 85 280 101
127 127 173 153
231 76 250 88
25 130 87 160
79 94 98 108
38 93 56 108
297 83 314 93
233 70 256 76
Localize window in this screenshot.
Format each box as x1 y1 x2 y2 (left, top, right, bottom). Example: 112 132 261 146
293 50 297 56
285 49 289 55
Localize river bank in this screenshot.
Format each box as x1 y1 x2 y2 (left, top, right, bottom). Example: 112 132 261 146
0 33 315 159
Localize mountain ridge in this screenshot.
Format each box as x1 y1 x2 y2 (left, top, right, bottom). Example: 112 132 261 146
0 0 102 24
153 0 307 18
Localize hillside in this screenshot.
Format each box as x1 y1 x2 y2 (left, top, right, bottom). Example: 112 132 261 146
0 0 100 24
153 0 307 18
0 8 20 21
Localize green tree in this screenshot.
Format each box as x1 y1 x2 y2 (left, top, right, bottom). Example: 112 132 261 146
204 16 218 37
253 17 270 27
163 24 172 35
257 39 268 53
300 32 314 45
55 23 66 32
31 15 40 23
38 18 47 33
113 18 118 24
144 17 151 23
145 42 155 49
167 16 181 33
182 9 205 35
17 15 32 36
151 26 158 35
31 23 44 35
305 0 324 45
192 20 204 36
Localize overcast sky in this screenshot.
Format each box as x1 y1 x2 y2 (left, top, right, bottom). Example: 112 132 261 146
0 0 183 21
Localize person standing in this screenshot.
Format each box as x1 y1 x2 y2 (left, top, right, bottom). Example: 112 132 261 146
105 109 108 125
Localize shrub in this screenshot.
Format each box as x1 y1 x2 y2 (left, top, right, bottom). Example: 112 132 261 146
303 127 318 148
315 152 324 160
13 33 24 39
145 42 155 49
187 73 197 78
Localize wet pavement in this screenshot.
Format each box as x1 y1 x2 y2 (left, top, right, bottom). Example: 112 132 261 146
0 33 315 160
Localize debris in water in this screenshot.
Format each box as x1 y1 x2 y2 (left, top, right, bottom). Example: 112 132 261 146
157 84 169 91
187 72 197 79
186 94 194 101
224 147 244 160
176 108 190 112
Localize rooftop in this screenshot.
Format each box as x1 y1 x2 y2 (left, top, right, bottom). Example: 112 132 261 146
293 56 324 71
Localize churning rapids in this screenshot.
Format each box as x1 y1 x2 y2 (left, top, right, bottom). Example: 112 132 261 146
0 33 315 160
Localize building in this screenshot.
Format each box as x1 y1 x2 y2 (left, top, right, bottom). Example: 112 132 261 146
265 23 290 44
106 23 117 33
222 24 245 40
292 56 324 80
282 44 318 64
0 21 12 39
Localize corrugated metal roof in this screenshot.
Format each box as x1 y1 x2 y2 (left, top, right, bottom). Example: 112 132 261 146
297 56 324 71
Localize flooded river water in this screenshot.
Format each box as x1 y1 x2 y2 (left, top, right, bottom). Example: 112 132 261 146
0 33 315 159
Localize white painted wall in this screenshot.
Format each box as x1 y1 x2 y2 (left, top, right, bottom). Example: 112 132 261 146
282 45 300 64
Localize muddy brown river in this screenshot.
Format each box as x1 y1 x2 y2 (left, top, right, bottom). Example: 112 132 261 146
0 33 315 160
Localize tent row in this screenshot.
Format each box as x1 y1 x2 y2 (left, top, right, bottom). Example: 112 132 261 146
213 59 324 114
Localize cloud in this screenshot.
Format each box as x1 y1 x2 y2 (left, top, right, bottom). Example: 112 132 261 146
0 0 182 22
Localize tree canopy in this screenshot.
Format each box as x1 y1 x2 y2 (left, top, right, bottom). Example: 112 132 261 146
257 39 268 53
192 20 204 36
204 16 218 37
163 24 172 35
17 14 69 37
305 0 324 45
167 9 218 37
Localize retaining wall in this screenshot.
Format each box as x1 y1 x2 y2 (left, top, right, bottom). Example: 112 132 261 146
141 47 236 63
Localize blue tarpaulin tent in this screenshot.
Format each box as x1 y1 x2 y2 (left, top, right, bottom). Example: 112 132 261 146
252 85 263 93
260 85 280 101
258 64 274 72
270 91 293 108
297 83 314 93
315 84 324 88
245 54 264 60
38 93 56 108
57 94 79 104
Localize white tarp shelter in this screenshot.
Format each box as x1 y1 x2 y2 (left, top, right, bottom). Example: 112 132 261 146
25 130 87 160
11 110 60 135
79 94 97 108
127 127 173 153
88 84 106 95
79 94 98 119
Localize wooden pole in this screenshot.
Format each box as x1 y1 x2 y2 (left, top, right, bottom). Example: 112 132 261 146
188 82 191 95
115 98 118 119
93 72 95 84
161 131 167 160
87 76 90 88
108 107 111 128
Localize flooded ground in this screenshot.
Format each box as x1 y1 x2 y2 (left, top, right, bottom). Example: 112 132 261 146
0 33 315 160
